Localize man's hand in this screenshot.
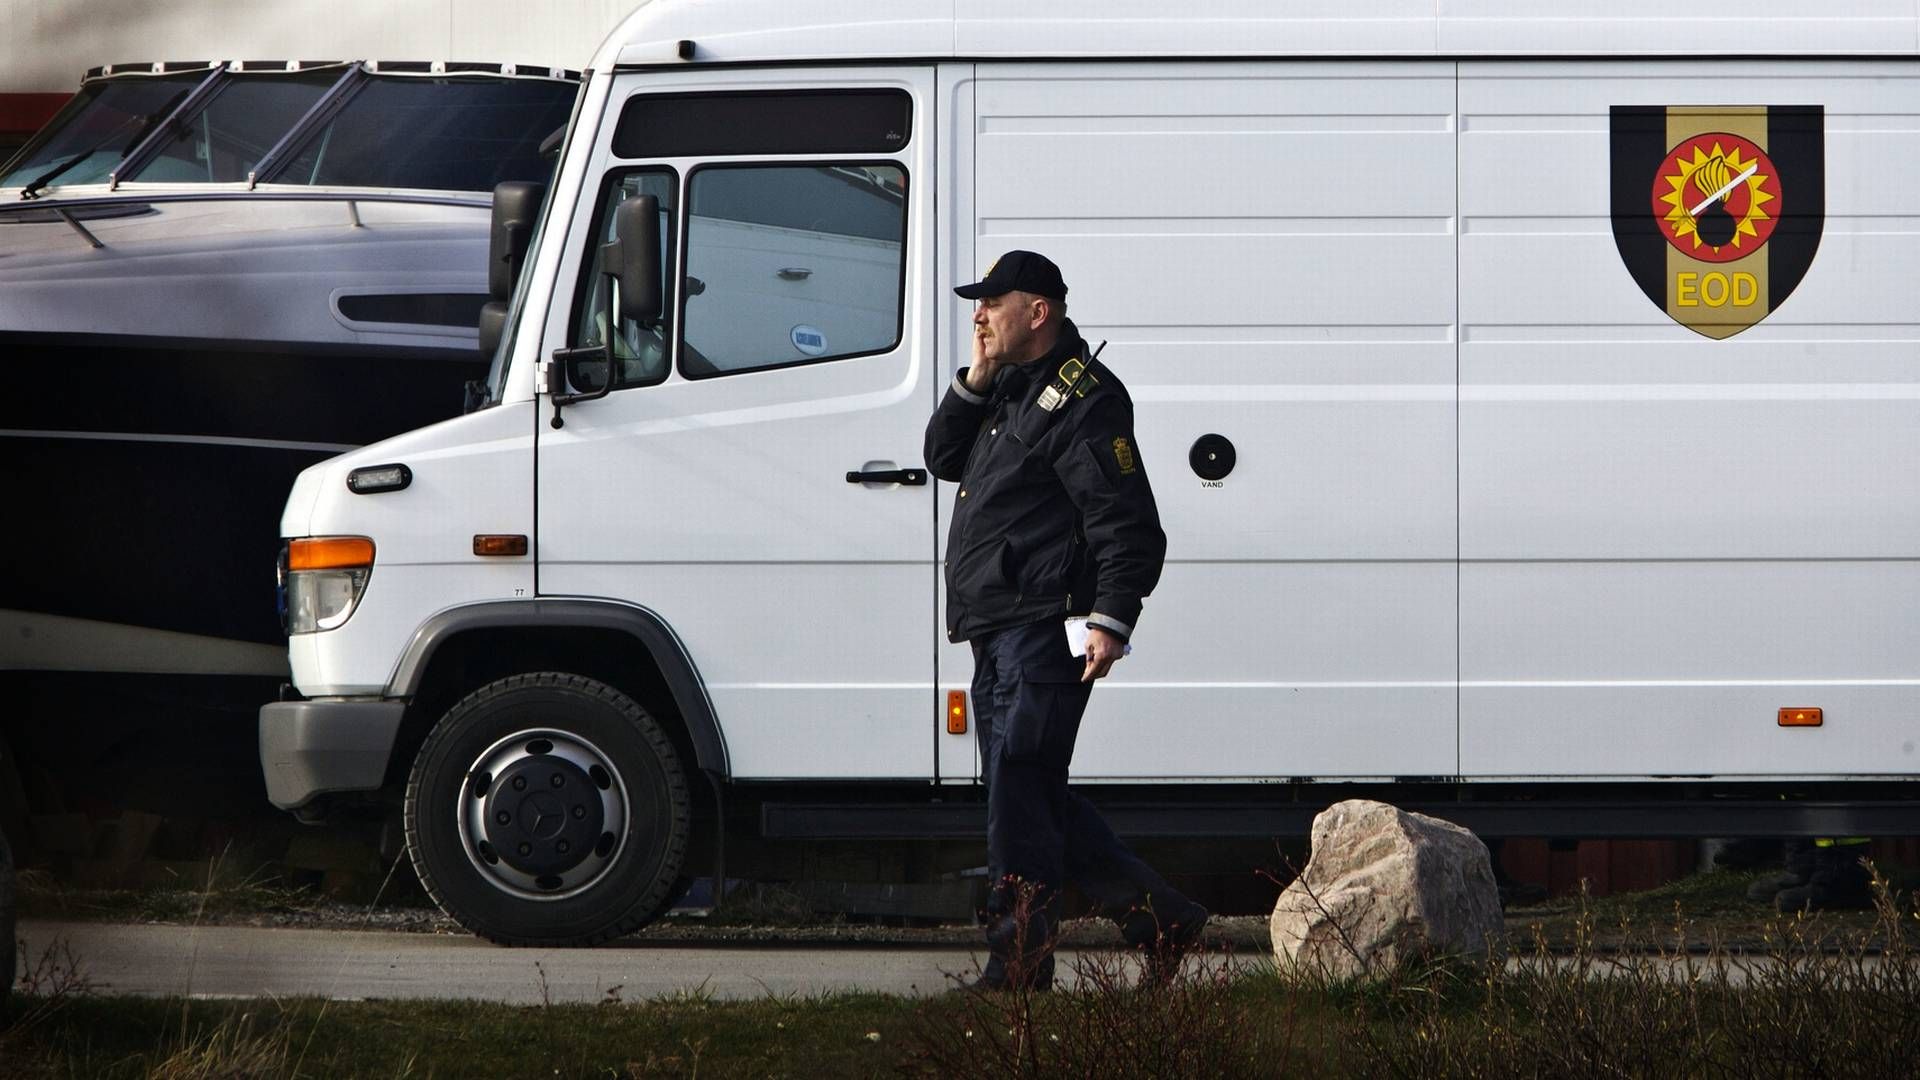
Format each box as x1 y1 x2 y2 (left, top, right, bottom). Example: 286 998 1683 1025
965 325 1001 393
1081 626 1126 682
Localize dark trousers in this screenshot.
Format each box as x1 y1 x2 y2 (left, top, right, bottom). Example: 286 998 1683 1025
970 619 1182 930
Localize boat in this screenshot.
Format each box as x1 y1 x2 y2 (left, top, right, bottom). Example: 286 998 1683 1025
0 60 578 681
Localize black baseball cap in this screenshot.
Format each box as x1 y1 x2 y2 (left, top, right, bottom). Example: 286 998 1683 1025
954 249 1067 301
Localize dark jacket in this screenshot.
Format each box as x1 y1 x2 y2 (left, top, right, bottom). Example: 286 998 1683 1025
924 320 1166 644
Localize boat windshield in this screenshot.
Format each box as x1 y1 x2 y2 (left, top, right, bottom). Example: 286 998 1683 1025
128 70 344 183
269 75 575 192
2 66 576 194
0 71 206 188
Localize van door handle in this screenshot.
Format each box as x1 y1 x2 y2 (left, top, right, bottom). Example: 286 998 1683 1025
845 468 927 486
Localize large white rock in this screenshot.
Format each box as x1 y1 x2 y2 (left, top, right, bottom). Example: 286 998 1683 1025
1270 799 1503 981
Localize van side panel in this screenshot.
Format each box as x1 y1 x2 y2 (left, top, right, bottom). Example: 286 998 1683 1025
962 62 1460 780
1458 62 1920 779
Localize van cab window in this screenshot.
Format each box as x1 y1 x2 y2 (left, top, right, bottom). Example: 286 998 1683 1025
680 164 906 378
613 89 910 157
572 168 677 388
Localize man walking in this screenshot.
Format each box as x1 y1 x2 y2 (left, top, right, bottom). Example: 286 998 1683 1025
925 250 1207 990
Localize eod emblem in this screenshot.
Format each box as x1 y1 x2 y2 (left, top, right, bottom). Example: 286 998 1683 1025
1610 106 1823 339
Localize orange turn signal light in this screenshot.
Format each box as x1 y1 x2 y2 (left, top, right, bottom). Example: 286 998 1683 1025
287 536 374 570
1778 707 1823 728
472 534 529 557
946 690 968 735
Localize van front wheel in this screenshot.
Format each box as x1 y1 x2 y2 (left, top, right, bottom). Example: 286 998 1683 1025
404 672 691 946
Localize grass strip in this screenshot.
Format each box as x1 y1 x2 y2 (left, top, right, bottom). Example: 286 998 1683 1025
2 991 951 1078
5 864 1918 1077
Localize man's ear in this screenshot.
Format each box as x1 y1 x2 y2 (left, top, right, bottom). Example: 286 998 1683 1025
1029 297 1051 330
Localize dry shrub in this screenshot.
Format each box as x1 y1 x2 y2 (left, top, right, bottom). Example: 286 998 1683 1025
11 935 93 1001
0 935 95 1052
1711 867 1920 1080
148 1009 295 1080
906 884 1298 1078
908 950 1291 1079
1343 862 1920 1079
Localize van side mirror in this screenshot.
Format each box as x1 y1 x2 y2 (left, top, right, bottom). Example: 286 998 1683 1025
562 349 610 395
601 194 662 326
544 192 662 430
488 180 546 301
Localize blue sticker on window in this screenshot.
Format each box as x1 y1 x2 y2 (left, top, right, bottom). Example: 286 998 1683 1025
791 325 827 356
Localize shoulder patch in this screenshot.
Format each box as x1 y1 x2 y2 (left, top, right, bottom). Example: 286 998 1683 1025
1111 436 1137 475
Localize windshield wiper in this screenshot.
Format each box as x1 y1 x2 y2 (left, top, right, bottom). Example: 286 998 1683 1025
19 88 190 200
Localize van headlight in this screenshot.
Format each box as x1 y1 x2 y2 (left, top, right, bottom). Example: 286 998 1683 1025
282 537 375 633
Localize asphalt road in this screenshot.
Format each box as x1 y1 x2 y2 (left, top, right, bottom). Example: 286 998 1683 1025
16 920 1059 1003
20 919 1823 1003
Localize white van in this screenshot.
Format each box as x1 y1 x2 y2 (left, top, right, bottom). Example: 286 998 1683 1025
258 0 1920 944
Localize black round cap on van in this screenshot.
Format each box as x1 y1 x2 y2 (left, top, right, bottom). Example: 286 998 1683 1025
1190 434 1236 481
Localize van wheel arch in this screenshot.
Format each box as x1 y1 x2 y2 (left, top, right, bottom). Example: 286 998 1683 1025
386 600 730 791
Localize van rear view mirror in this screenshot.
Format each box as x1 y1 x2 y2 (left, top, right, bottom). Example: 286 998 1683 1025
488 180 546 301
603 194 662 327
562 348 611 396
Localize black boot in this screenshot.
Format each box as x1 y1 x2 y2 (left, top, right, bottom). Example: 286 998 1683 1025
963 891 1058 992
961 947 1056 993
1120 896 1210 988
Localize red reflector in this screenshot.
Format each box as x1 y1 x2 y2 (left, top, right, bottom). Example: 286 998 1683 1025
472 534 529 557
946 690 968 735
1778 707 1823 727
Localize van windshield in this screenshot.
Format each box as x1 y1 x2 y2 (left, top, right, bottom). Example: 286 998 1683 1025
269 75 575 192
0 72 206 188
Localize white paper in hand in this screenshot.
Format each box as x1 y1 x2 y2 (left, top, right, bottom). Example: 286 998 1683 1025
1065 616 1131 658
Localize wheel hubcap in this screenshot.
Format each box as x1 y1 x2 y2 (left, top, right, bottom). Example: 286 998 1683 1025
483 755 605 877
459 730 627 900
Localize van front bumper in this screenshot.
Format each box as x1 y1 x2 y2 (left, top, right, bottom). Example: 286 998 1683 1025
258 699 405 811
